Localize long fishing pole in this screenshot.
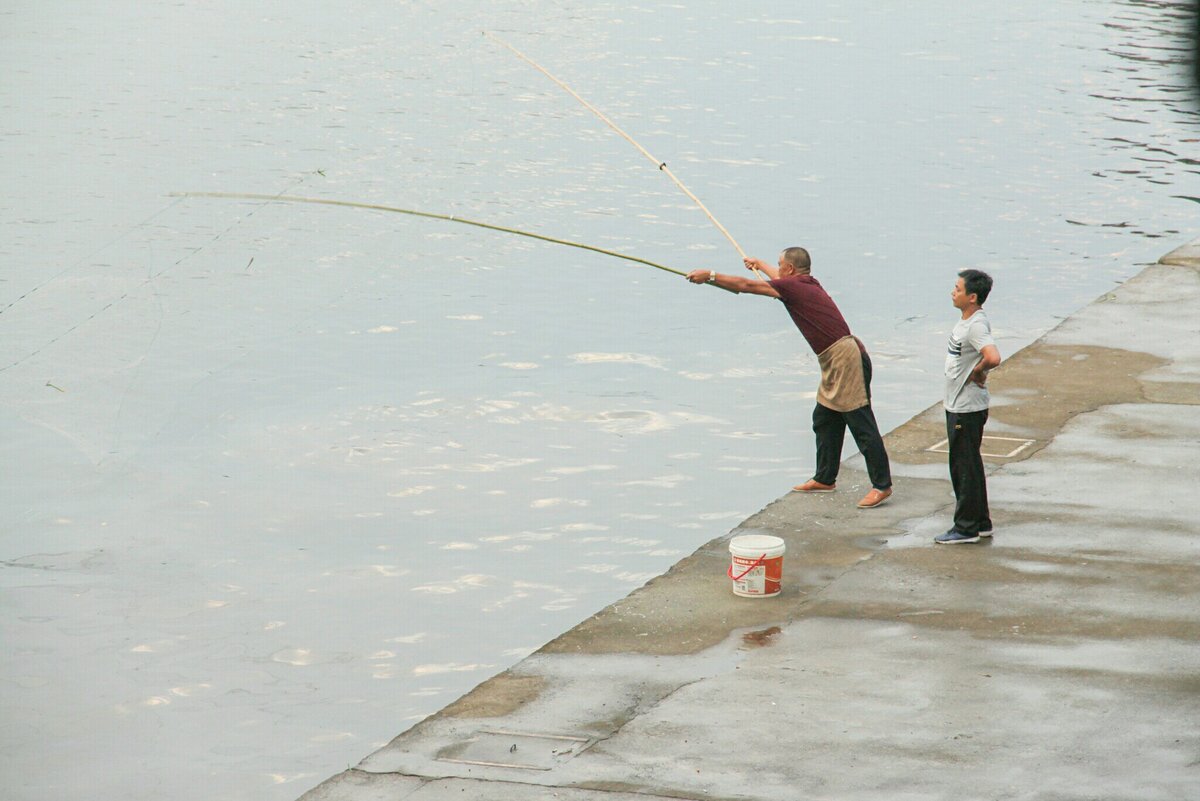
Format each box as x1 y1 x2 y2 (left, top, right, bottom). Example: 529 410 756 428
484 31 765 281
171 192 735 292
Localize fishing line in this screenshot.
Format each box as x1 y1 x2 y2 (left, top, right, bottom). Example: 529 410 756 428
0 174 314 374
169 192 734 291
483 31 764 280
0 195 186 318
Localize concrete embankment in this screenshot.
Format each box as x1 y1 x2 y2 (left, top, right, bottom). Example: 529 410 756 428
302 241 1200 801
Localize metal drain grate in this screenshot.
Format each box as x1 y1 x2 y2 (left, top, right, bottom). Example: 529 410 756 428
435 729 592 770
926 435 1036 459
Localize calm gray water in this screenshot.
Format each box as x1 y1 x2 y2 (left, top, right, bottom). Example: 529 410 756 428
2 1 1197 799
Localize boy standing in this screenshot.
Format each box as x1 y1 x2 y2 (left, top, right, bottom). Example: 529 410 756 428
936 269 1002 544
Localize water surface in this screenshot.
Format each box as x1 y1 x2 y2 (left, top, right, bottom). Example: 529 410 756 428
1 2 1197 799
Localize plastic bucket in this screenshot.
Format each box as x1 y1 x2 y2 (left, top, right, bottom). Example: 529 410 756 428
727 534 786 598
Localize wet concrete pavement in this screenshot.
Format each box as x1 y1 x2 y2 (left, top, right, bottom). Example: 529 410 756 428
301 242 1200 800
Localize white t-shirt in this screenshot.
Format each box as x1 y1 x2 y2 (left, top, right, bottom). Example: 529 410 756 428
944 309 994 413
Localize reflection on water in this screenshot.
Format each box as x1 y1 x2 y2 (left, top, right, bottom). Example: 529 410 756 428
1 1 1198 800
1084 1 1200 219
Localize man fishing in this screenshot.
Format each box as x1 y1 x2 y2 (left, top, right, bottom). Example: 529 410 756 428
686 248 893 508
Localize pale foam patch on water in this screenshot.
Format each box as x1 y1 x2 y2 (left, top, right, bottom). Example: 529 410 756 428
480 580 578 613
384 634 427 645
343 397 728 439
324 565 411 578
614 571 661 583
411 662 493 676
695 511 746 521
707 157 784 167
477 399 522 413
715 430 773 440
588 409 726 435
548 465 617 475
577 536 661 548
270 648 353 667
410 574 494 595
571 352 666 369
370 664 402 680
395 456 542 475
619 473 692 488
572 562 661 584
388 485 436 497
530 497 590 509
502 646 538 658
577 536 684 563
575 563 620 574
266 772 320 787
497 362 539 370
479 530 560 544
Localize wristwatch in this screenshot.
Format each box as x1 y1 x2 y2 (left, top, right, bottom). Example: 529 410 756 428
707 271 717 283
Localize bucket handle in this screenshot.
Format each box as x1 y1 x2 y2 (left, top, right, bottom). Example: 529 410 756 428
728 553 766 582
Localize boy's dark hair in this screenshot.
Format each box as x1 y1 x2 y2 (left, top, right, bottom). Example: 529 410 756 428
958 269 993 305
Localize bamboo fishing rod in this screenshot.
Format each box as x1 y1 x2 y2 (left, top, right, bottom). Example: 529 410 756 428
484 31 766 281
171 192 735 292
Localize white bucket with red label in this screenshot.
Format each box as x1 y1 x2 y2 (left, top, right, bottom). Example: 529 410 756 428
728 534 786 598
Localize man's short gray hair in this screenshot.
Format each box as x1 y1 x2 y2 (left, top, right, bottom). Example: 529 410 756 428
781 246 811 273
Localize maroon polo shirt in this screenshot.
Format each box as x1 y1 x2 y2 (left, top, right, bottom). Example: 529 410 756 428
769 274 861 356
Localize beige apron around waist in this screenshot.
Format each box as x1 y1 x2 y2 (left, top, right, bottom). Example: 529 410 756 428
816 335 868 412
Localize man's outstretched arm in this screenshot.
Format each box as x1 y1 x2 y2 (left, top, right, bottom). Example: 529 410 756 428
685 269 780 297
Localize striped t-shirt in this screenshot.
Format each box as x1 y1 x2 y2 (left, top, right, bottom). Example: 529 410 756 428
944 309 994 413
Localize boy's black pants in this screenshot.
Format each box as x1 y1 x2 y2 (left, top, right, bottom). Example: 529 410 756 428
946 409 991 534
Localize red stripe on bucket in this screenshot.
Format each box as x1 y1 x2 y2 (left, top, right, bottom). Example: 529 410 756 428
728 551 784 597
727 553 766 581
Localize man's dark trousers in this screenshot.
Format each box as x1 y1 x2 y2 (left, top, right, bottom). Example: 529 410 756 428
946 409 991 534
811 353 892 491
